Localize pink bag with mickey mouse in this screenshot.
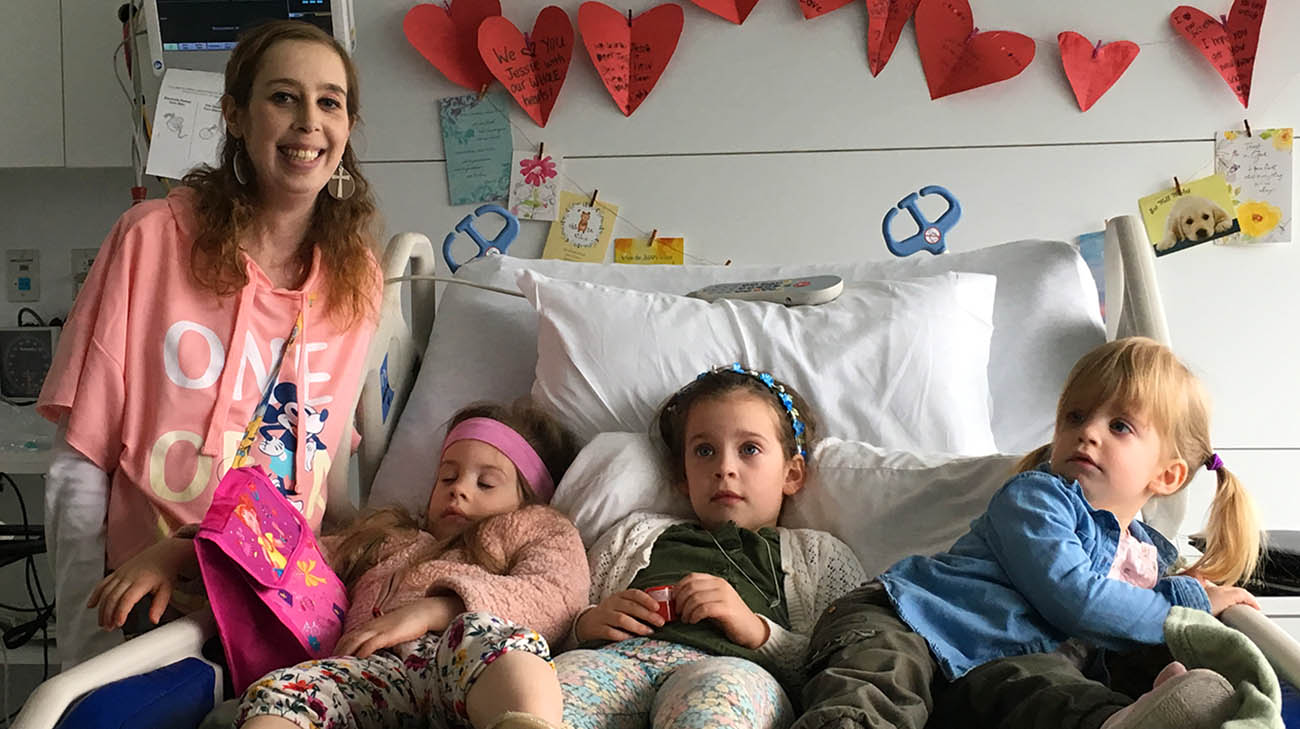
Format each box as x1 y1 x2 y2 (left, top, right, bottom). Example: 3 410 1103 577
195 466 349 693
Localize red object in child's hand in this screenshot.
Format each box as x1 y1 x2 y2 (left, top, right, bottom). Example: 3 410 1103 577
646 585 676 622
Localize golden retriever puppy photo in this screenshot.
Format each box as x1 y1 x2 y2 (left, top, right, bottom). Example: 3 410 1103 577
1156 194 1234 251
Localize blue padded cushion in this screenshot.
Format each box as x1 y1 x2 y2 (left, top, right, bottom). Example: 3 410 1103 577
55 657 217 729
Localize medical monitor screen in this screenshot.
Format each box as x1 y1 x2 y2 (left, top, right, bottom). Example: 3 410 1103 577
158 1 333 51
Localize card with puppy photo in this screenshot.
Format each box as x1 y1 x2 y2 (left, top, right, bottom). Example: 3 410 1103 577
1215 128 1292 245
1139 174 1240 257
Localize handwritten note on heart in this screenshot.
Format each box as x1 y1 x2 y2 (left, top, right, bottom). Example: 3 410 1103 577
579 3 684 116
403 0 501 92
478 7 575 127
867 0 921 76
799 0 855 21
1170 0 1266 108
688 0 761 25
914 0 1035 99
1058 32 1139 112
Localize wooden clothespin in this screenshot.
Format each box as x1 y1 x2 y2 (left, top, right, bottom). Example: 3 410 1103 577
627 8 633 25
536 142 545 160
477 83 490 100
648 228 658 245
1244 119 1253 137
589 189 599 206
1173 176 1183 195
1092 39 1103 59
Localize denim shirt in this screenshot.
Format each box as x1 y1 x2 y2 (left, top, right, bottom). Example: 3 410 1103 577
878 467 1211 680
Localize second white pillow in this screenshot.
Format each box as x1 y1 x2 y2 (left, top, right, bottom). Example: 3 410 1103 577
519 270 999 455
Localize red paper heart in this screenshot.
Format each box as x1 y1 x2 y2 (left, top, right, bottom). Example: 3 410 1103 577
799 0 855 21
478 7 575 127
1170 0 1266 108
579 3 684 116
914 0 1035 100
1057 32 1139 112
688 0 760 25
403 0 501 92
866 0 921 75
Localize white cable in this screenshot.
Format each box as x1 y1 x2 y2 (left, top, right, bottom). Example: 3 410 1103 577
382 275 527 299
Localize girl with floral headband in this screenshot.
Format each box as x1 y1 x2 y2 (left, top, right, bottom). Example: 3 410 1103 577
797 337 1263 729
557 364 868 729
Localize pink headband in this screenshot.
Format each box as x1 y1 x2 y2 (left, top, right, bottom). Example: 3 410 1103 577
441 417 555 503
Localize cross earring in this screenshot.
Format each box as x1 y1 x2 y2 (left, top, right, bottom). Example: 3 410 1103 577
328 163 355 200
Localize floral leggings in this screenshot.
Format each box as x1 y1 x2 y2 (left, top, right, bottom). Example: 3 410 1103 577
556 638 794 729
237 611 551 729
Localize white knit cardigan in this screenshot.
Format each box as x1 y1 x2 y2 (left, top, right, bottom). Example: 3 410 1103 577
578 511 868 680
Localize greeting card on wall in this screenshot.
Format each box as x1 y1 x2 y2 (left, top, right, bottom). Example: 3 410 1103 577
579 2 684 116
439 91 513 205
478 7 575 127
1169 0 1266 108
1215 128 1292 244
1139 174 1240 257
542 191 620 261
614 235 685 264
508 150 563 220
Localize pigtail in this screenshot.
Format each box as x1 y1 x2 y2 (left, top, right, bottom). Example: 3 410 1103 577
1186 466 1262 587
1015 444 1052 475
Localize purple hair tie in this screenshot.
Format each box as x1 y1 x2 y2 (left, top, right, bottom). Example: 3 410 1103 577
1205 453 1224 472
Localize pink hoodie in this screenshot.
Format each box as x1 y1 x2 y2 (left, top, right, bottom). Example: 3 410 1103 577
38 187 378 569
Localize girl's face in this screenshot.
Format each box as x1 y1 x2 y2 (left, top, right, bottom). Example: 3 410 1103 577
224 39 352 209
679 391 805 531
1049 398 1186 527
427 439 524 540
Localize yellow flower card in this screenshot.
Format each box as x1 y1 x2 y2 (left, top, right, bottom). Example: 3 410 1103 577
613 236 685 265
542 191 620 262
1138 174 1239 257
1216 127 1292 244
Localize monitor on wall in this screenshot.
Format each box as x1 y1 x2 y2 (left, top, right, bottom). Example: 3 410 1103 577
142 0 354 75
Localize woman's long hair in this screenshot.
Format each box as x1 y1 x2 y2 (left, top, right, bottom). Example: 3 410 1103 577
182 20 377 326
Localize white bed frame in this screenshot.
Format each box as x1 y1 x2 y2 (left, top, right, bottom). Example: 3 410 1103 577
12 216 1299 728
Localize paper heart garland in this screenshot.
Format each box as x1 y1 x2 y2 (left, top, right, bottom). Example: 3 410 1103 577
688 0 761 25
403 0 502 91
1057 32 1139 112
1170 0 1266 108
579 3 684 116
914 0 1035 100
478 7 575 127
867 0 921 76
799 0 855 21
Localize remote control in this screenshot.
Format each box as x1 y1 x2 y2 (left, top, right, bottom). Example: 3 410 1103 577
686 275 844 306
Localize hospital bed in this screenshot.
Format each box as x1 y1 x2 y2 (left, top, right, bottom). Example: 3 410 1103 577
12 215 1300 728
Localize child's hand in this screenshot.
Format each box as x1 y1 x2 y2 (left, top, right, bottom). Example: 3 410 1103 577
674 573 770 649
87 537 196 630
575 589 665 643
1204 584 1261 616
335 595 465 658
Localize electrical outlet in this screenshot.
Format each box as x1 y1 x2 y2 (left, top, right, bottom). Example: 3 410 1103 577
6 249 39 303
71 248 98 295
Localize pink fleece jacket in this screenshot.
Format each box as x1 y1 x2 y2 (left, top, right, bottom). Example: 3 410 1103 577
38 187 378 568
337 505 589 646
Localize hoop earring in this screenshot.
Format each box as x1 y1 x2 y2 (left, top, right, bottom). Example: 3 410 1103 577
232 140 250 186
328 163 356 201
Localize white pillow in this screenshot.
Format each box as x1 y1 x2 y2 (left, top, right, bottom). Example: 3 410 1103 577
369 240 1105 516
519 270 999 455
783 438 1019 578
550 432 1018 579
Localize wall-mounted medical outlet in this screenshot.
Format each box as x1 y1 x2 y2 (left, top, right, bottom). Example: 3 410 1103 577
6 250 39 303
71 248 98 295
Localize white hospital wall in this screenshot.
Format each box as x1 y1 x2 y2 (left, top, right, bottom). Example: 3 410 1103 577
0 0 1297 536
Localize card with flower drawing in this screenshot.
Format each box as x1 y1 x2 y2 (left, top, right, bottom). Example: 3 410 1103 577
508 150 563 221
1215 127 1292 245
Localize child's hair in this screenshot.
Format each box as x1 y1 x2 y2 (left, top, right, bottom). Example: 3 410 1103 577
1016 337 1260 586
328 400 580 590
656 364 818 485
